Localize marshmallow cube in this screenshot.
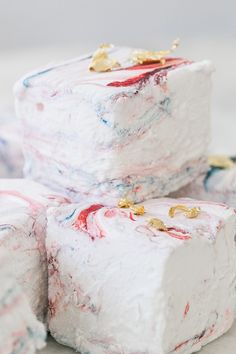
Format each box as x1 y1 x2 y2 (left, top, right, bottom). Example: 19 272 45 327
0 248 46 354
0 179 69 321
47 198 236 354
15 48 213 203
172 162 236 207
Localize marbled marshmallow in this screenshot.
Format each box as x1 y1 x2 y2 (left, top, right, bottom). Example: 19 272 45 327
46 197 236 354
0 248 46 354
15 47 213 203
0 178 70 321
171 161 236 207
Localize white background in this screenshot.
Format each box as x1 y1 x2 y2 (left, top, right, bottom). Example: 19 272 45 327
0 0 235 49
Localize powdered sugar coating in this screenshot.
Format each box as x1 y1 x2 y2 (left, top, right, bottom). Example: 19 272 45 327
15 47 213 203
0 248 46 354
47 197 236 354
0 178 70 321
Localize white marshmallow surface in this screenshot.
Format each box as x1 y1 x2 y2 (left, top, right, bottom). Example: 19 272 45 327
0 248 46 354
15 47 213 203
172 165 236 207
46 198 236 354
0 179 70 321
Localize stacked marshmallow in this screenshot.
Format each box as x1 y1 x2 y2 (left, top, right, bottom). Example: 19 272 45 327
14 47 213 203
0 179 69 321
0 45 234 353
0 248 46 353
172 157 236 207
46 198 236 353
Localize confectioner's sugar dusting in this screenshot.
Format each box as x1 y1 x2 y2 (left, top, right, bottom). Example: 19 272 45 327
0 179 70 321
46 198 236 354
15 47 189 90
0 248 46 353
14 46 213 203
49 197 234 246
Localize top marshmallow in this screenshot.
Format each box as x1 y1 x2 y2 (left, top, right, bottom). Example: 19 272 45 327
14 46 213 203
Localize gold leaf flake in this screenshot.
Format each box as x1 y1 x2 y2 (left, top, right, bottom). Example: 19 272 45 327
130 205 145 215
148 218 168 231
208 155 235 169
169 205 201 219
132 38 180 65
117 198 134 208
186 207 201 218
89 44 121 72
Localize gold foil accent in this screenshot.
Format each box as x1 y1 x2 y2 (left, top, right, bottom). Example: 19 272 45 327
148 218 168 231
89 44 121 72
132 38 180 65
118 198 134 208
130 205 145 215
208 155 235 169
169 205 201 219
